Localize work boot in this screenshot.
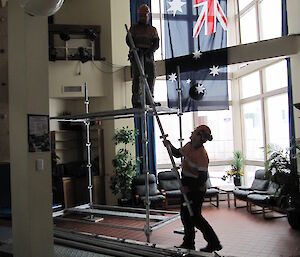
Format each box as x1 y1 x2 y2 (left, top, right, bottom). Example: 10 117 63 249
177 242 195 250
200 243 222 253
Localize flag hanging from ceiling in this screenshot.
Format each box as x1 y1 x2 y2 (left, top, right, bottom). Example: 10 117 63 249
164 0 229 112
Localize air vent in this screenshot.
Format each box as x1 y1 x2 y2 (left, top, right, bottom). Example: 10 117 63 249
63 86 82 93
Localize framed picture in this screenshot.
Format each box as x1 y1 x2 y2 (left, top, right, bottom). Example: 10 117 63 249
28 114 50 152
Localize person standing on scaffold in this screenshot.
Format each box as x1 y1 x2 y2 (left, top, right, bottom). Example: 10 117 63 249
126 4 160 108
164 125 222 253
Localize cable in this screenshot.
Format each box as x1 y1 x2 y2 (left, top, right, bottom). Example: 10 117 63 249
92 60 126 74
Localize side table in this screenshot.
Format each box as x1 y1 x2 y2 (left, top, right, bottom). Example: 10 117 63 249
218 185 235 208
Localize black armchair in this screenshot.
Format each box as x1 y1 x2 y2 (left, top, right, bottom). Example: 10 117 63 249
233 169 269 208
132 174 166 209
158 170 181 208
247 181 287 219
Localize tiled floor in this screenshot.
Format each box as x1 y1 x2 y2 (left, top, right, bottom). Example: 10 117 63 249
1 200 300 257
54 201 300 257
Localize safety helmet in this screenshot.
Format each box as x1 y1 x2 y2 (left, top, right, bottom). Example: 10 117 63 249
195 125 213 141
138 4 150 15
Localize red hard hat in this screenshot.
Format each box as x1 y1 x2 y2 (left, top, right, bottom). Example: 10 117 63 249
138 4 150 14
195 125 213 141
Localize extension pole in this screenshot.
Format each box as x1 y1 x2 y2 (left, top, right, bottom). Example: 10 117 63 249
125 25 193 219
176 66 184 156
84 82 93 207
140 53 151 243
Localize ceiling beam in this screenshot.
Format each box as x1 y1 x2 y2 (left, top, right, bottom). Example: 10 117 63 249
124 34 300 82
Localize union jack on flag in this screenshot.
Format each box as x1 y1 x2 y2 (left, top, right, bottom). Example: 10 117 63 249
193 0 228 37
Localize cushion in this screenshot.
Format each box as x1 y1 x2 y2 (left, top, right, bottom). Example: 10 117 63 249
254 169 266 180
247 194 269 205
140 194 165 202
267 181 280 195
158 171 180 191
165 189 181 197
251 179 269 191
205 188 219 197
134 174 158 196
159 180 180 191
233 189 252 200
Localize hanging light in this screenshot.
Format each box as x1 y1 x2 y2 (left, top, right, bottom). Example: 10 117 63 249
19 0 64 17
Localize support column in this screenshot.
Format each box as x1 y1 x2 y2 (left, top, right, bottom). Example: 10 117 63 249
287 0 300 185
8 1 53 257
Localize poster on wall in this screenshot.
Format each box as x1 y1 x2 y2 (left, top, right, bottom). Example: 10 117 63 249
27 114 50 152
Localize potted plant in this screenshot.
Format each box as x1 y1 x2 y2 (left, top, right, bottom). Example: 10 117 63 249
222 150 244 186
266 144 300 230
110 126 138 206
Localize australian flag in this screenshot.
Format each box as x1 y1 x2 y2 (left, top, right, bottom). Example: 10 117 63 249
164 0 229 112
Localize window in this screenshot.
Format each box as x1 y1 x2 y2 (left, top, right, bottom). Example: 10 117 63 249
265 94 289 149
238 0 253 10
240 6 258 44
238 0 283 44
155 112 194 166
196 109 234 161
240 71 260 99
259 0 282 40
242 100 264 160
265 60 288 92
151 1 289 188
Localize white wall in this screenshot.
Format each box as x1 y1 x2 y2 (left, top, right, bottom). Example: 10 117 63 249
50 0 133 204
8 0 53 256
287 0 300 180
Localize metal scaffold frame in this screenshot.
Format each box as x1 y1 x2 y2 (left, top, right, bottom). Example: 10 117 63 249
50 25 191 245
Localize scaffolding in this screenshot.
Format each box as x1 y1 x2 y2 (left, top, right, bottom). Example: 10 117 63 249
50 24 193 246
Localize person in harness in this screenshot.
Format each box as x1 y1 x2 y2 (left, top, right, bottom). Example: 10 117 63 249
164 125 222 252
126 4 160 108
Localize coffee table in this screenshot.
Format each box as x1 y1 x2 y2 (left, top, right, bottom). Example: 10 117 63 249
218 185 235 208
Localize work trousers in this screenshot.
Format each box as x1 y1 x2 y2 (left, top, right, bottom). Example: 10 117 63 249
131 53 156 107
181 189 220 248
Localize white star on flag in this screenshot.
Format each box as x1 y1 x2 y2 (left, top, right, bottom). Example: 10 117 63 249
167 0 186 17
169 73 177 82
195 83 206 94
209 65 220 77
186 79 191 84
193 50 202 59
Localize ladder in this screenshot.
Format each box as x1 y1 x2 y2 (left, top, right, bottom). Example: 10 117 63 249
125 25 194 240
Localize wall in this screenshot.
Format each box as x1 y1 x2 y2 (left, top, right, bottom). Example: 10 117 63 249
0 5 9 162
287 0 300 181
50 0 132 204
8 0 53 256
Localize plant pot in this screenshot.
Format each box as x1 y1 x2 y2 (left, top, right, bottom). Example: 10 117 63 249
234 177 241 186
287 208 300 230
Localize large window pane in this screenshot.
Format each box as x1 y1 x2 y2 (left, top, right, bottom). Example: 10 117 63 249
151 0 161 14
155 112 194 165
238 0 253 11
196 109 234 161
242 101 264 160
240 7 258 44
154 79 168 103
244 165 264 187
152 19 164 61
265 94 289 149
208 165 231 187
265 60 288 92
240 71 260 99
259 0 282 40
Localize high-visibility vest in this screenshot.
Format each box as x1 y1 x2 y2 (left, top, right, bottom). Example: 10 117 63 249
180 142 209 178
